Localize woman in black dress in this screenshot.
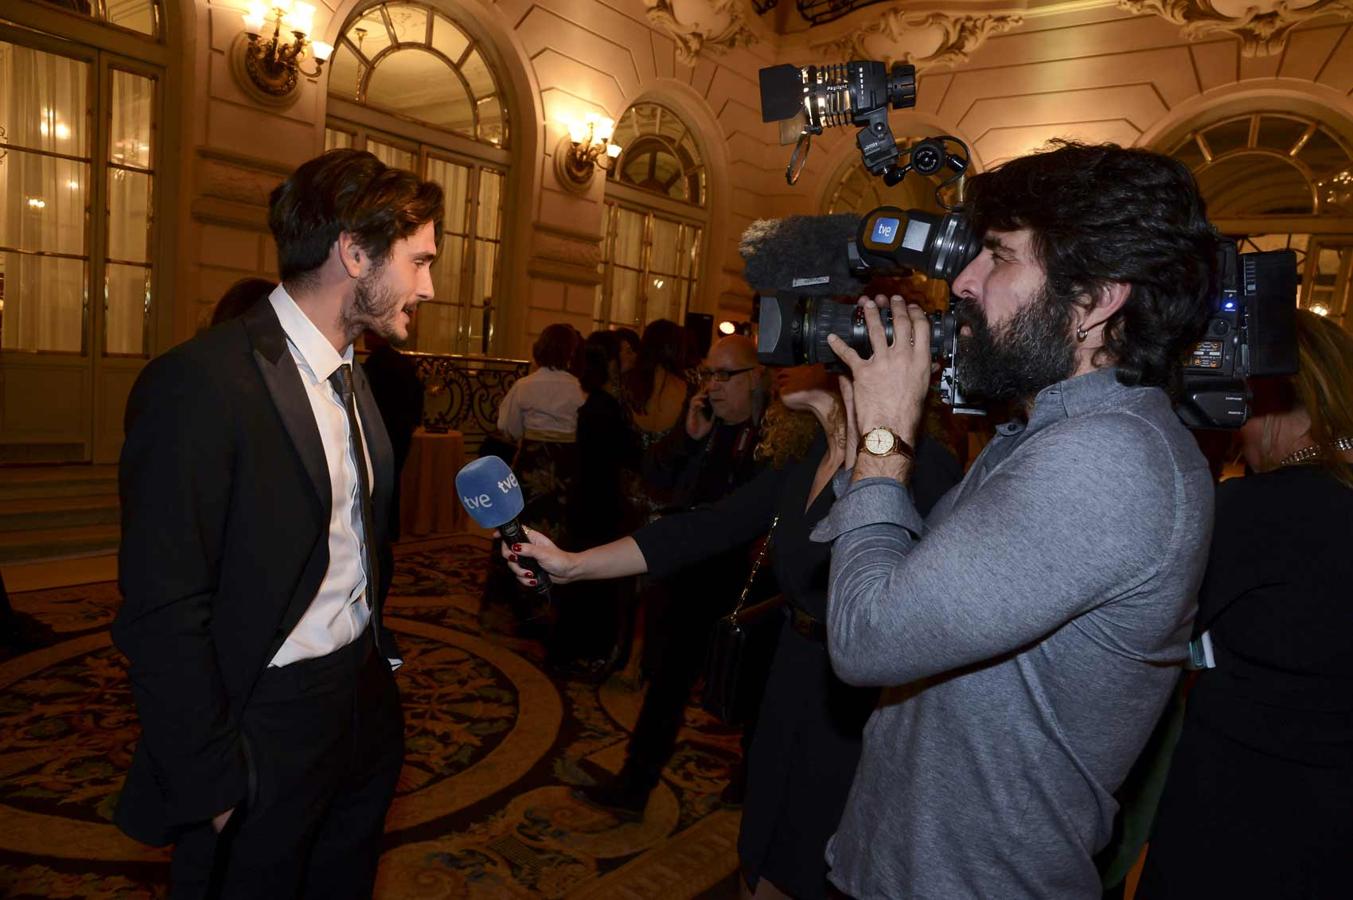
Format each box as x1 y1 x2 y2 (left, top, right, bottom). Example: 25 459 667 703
1138 310 1353 899
504 363 961 898
550 331 639 675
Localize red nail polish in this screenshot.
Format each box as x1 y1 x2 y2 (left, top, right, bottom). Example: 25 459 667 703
528 579 537 586
512 544 521 552
509 554 518 562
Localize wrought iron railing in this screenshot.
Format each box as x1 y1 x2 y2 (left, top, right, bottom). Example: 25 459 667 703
405 352 530 456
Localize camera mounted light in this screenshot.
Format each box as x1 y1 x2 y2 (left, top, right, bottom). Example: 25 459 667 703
761 61 916 186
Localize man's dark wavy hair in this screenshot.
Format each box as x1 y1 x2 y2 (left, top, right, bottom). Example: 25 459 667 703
269 149 444 286
965 140 1217 389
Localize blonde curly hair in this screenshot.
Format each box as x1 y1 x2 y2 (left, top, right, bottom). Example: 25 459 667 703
755 392 845 469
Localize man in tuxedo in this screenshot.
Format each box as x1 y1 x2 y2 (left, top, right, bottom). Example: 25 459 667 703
113 149 442 898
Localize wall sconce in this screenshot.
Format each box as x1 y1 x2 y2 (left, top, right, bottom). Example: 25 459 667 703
554 113 623 193
231 2 334 108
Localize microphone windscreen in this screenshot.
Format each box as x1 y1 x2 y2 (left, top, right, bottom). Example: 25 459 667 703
455 455 524 529
740 214 867 296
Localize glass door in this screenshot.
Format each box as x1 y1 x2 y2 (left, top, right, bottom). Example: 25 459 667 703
0 28 159 462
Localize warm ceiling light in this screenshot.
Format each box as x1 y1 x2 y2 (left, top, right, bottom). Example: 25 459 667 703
555 112 623 191
718 320 737 335
1311 303 1330 316
232 0 331 105
243 1 267 33
590 113 615 143
289 2 315 36
26 197 46 209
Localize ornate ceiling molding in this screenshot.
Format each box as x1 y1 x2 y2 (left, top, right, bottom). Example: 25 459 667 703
645 0 761 66
807 10 1024 72
1118 0 1353 57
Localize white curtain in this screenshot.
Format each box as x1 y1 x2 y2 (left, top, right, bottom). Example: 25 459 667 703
106 68 154 356
0 40 89 353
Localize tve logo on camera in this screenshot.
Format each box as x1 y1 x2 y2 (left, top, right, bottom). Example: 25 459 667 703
871 217 900 244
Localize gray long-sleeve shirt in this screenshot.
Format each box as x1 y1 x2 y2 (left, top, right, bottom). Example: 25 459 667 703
812 367 1213 899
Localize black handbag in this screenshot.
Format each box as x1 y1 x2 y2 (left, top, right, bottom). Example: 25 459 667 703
702 517 784 725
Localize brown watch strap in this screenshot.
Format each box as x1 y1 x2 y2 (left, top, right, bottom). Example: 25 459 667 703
864 428 916 460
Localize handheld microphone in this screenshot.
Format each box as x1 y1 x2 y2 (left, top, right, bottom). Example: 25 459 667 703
455 456 551 595
739 214 868 298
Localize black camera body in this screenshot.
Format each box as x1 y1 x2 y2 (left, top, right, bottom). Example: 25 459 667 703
1177 245 1299 428
755 206 984 414
756 227 1301 429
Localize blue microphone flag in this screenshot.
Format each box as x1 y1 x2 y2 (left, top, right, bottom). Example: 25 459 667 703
455 455 524 529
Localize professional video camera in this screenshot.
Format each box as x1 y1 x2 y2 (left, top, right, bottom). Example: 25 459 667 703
751 58 1300 428
749 207 984 413
1176 244 1299 428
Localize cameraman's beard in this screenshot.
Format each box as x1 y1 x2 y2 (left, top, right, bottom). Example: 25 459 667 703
953 287 1078 404
340 266 404 346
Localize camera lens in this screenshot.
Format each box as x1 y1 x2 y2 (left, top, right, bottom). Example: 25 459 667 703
798 298 950 367
927 214 978 282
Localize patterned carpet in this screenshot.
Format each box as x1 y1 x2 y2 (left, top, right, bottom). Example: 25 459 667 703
0 535 744 898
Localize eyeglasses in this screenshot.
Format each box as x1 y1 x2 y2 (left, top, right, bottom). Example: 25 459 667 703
698 366 756 383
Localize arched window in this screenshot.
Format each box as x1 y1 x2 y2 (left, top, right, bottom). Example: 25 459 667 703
1169 113 1353 325
326 1 509 355
595 102 706 329
1 2 167 463
825 137 964 308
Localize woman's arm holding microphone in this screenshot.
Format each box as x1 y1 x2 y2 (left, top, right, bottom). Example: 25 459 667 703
501 532 648 585
502 462 787 588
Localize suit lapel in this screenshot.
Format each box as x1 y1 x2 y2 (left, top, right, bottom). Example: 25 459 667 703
242 299 331 520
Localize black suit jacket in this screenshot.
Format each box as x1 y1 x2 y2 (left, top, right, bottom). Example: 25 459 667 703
112 298 397 846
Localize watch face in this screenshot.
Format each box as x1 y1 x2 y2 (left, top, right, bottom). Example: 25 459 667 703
864 428 895 456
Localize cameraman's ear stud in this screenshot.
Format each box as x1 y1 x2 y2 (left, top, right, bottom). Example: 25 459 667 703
1076 324 1089 342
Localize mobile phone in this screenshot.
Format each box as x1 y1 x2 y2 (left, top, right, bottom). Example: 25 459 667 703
699 399 715 421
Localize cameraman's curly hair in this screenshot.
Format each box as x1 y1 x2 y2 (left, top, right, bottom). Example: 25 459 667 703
965 140 1218 389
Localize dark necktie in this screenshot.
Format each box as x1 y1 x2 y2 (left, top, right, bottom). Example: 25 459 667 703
328 364 381 642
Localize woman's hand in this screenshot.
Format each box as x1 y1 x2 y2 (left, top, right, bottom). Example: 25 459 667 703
498 527 578 585
827 295 930 482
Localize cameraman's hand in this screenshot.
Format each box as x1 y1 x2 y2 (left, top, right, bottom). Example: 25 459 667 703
827 295 929 483
686 387 715 441
498 527 578 585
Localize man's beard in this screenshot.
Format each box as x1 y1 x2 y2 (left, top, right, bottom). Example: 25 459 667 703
953 285 1079 404
340 266 406 346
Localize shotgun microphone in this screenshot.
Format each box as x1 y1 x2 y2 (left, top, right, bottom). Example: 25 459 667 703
455 455 552 595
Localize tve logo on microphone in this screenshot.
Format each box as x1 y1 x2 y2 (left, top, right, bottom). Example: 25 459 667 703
455 456 525 529
461 471 517 512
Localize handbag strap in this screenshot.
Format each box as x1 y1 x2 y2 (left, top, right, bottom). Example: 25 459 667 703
731 515 779 618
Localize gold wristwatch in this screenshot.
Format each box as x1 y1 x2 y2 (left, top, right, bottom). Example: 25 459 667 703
861 427 915 459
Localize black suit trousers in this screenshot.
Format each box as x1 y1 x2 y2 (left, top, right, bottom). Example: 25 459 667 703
169 630 404 900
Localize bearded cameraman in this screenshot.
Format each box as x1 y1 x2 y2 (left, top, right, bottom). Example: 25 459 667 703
812 141 1218 898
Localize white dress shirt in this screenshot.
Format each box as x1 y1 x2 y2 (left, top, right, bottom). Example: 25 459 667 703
267 286 374 668
496 367 585 440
